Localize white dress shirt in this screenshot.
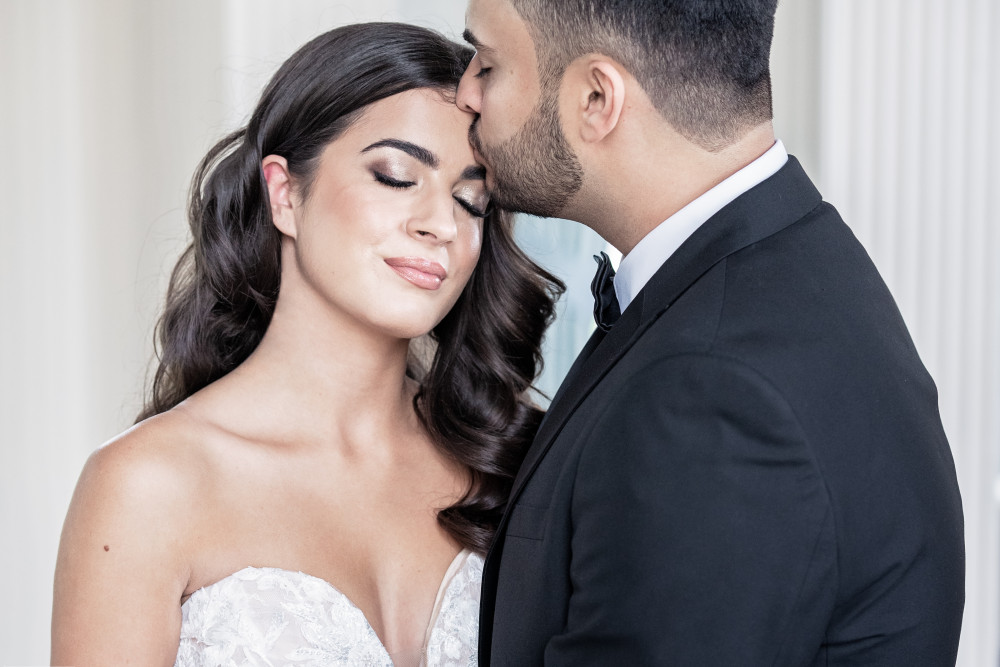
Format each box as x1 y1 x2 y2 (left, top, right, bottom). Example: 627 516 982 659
613 140 789 312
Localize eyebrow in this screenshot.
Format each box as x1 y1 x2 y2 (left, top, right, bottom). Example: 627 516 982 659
363 139 484 181
462 29 494 54
462 165 487 181
362 139 439 168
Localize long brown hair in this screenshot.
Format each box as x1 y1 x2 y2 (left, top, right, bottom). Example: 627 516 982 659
139 22 563 554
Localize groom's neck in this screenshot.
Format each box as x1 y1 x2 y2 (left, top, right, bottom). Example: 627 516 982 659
565 121 777 256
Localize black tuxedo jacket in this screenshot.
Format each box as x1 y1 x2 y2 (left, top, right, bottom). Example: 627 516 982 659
479 158 965 665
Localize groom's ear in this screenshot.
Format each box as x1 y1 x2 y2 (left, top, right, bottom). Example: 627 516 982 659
563 56 627 145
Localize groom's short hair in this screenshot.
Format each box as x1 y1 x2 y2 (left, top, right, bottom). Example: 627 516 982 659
509 0 778 151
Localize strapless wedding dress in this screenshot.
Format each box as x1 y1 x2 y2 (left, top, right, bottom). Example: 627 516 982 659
175 549 482 666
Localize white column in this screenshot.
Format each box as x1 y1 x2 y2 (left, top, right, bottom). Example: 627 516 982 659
816 1 999 663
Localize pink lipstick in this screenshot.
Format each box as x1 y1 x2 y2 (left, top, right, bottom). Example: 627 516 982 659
384 257 447 290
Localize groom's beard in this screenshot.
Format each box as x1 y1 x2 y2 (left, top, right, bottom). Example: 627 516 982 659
469 91 583 219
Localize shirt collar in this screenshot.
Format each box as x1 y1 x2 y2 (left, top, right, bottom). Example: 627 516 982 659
614 140 788 311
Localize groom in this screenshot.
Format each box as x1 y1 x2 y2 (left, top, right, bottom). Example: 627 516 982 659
458 0 965 664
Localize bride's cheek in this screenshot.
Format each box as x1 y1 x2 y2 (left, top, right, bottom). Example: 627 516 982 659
467 224 484 263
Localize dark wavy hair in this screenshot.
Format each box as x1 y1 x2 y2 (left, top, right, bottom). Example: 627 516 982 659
139 22 563 553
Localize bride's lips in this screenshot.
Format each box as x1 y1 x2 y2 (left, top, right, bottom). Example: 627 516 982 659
384 257 447 290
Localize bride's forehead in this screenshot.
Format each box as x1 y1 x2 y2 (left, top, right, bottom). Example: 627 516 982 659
356 89 469 130
332 91 476 159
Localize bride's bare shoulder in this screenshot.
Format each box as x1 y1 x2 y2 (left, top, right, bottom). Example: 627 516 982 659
62 401 245 556
52 408 233 662
83 406 221 493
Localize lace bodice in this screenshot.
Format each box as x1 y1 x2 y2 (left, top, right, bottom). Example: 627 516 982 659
175 550 482 666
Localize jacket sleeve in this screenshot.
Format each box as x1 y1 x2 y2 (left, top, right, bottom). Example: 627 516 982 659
543 353 837 666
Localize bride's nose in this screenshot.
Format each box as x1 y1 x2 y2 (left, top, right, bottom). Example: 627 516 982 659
407 193 458 244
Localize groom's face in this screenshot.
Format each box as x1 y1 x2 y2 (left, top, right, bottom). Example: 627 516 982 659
458 0 583 218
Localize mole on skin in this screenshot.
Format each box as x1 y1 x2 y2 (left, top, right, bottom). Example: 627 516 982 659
103 545 110 552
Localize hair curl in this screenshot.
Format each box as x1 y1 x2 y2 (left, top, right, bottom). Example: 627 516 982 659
139 22 564 554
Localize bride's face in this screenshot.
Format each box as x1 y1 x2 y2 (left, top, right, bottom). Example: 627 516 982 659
268 88 489 340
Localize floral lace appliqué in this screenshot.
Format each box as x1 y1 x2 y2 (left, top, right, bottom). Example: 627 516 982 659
175 551 482 667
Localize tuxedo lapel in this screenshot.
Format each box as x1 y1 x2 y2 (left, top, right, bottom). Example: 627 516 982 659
477 304 643 664
533 326 605 431
511 292 646 495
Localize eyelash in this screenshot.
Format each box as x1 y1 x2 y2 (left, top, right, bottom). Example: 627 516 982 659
374 171 487 218
373 171 415 189
457 199 488 219
474 66 492 79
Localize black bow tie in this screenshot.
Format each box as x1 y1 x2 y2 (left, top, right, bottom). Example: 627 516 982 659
591 251 621 332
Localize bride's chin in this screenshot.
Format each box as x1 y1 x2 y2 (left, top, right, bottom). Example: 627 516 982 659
370 302 456 341
371 317 444 344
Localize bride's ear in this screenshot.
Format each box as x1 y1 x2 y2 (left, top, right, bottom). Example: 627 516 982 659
262 155 297 238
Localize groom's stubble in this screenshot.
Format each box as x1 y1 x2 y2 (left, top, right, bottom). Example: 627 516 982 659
469 83 584 219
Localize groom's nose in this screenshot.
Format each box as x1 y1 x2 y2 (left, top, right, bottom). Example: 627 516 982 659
456 63 482 114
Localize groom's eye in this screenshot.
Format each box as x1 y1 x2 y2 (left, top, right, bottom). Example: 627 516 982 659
474 66 492 79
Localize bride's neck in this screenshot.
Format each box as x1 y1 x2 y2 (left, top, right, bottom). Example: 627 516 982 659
209 293 418 450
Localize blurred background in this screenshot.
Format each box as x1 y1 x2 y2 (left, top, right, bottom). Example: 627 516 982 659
1 0 996 664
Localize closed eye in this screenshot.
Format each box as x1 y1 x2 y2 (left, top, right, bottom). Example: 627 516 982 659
373 171 415 189
474 66 492 79
455 197 489 218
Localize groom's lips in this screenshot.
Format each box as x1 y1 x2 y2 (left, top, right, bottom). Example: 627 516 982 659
469 146 497 191
469 119 488 159
468 122 497 189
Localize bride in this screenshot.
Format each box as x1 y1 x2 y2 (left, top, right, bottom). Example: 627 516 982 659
52 22 561 666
